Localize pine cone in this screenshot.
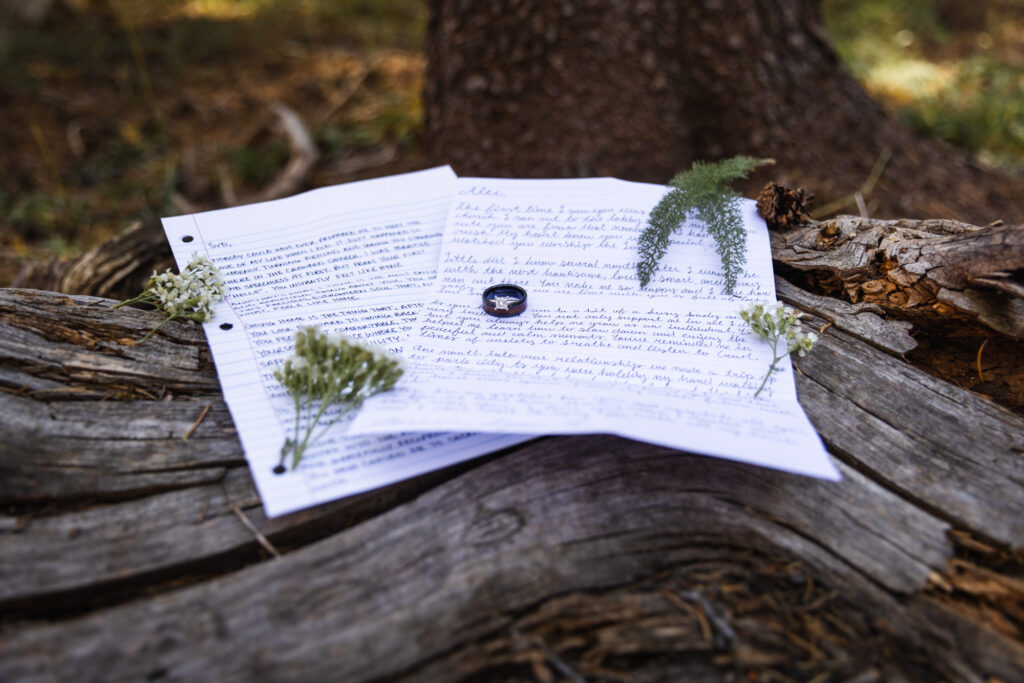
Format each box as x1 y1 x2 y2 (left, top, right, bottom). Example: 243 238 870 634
756 182 814 230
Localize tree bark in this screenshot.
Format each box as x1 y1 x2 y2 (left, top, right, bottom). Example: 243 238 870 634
424 0 1023 225
770 215 1024 411
2 287 1024 681
11 218 175 302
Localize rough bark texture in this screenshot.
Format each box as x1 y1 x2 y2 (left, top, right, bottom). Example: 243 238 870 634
11 218 175 302
772 217 1024 339
2 287 1024 682
771 216 1024 412
424 0 1023 225
16 209 1023 411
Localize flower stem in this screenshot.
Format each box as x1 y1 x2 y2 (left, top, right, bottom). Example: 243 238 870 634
754 358 779 398
292 392 302 461
136 311 179 344
754 337 787 398
113 293 153 309
292 396 331 469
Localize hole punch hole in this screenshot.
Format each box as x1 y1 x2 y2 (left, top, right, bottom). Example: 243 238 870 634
219 323 233 331
182 235 194 243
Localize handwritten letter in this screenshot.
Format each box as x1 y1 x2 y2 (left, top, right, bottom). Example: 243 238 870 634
350 177 840 481
162 167 527 517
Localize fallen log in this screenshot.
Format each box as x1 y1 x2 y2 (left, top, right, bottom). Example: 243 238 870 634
771 216 1024 414
771 217 1024 338
15 212 1024 412
1 283 1023 681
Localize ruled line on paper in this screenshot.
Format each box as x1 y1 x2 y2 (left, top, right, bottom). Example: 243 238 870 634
162 167 534 517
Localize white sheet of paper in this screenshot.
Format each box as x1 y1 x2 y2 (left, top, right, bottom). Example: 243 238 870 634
162 167 529 517
349 177 840 481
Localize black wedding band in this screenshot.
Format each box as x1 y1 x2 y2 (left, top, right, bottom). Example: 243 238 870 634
482 284 527 317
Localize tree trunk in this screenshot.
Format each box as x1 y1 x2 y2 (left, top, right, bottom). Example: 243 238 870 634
2 279 1024 681
424 0 1023 225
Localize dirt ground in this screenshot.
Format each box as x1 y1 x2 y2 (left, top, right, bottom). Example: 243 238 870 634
1 0 1021 285
0 0 428 284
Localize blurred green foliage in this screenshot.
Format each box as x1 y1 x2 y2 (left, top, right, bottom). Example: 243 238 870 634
824 0 1024 172
901 54 1024 170
317 91 421 156
0 0 425 66
230 140 291 188
0 0 427 277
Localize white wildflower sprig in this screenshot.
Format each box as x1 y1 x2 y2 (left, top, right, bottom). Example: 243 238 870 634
274 326 404 472
114 253 226 343
739 301 819 398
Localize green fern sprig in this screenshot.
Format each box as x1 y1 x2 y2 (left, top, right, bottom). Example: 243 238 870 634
637 156 771 295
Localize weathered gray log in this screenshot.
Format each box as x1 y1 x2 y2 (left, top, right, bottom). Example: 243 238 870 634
2 287 1023 682
0 289 497 615
772 216 1024 413
772 217 1024 338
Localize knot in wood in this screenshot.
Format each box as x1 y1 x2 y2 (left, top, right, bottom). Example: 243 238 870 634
463 507 525 546
860 280 887 296
887 290 909 306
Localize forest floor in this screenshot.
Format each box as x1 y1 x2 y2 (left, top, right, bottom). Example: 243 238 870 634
1 0 1021 285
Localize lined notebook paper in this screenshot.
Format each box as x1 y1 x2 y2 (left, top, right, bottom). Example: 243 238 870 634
162 167 527 517
163 168 838 517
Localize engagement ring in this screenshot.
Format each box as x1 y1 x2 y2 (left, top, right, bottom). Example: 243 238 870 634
482 284 527 317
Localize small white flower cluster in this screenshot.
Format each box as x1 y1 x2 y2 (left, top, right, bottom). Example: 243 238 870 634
276 327 402 402
116 253 227 343
739 301 820 397
739 302 818 357
147 254 226 322
274 327 403 471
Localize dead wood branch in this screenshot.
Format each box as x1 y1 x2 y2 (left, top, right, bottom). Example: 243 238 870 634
771 216 1024 338
11 219 173 300
245 102 319 204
